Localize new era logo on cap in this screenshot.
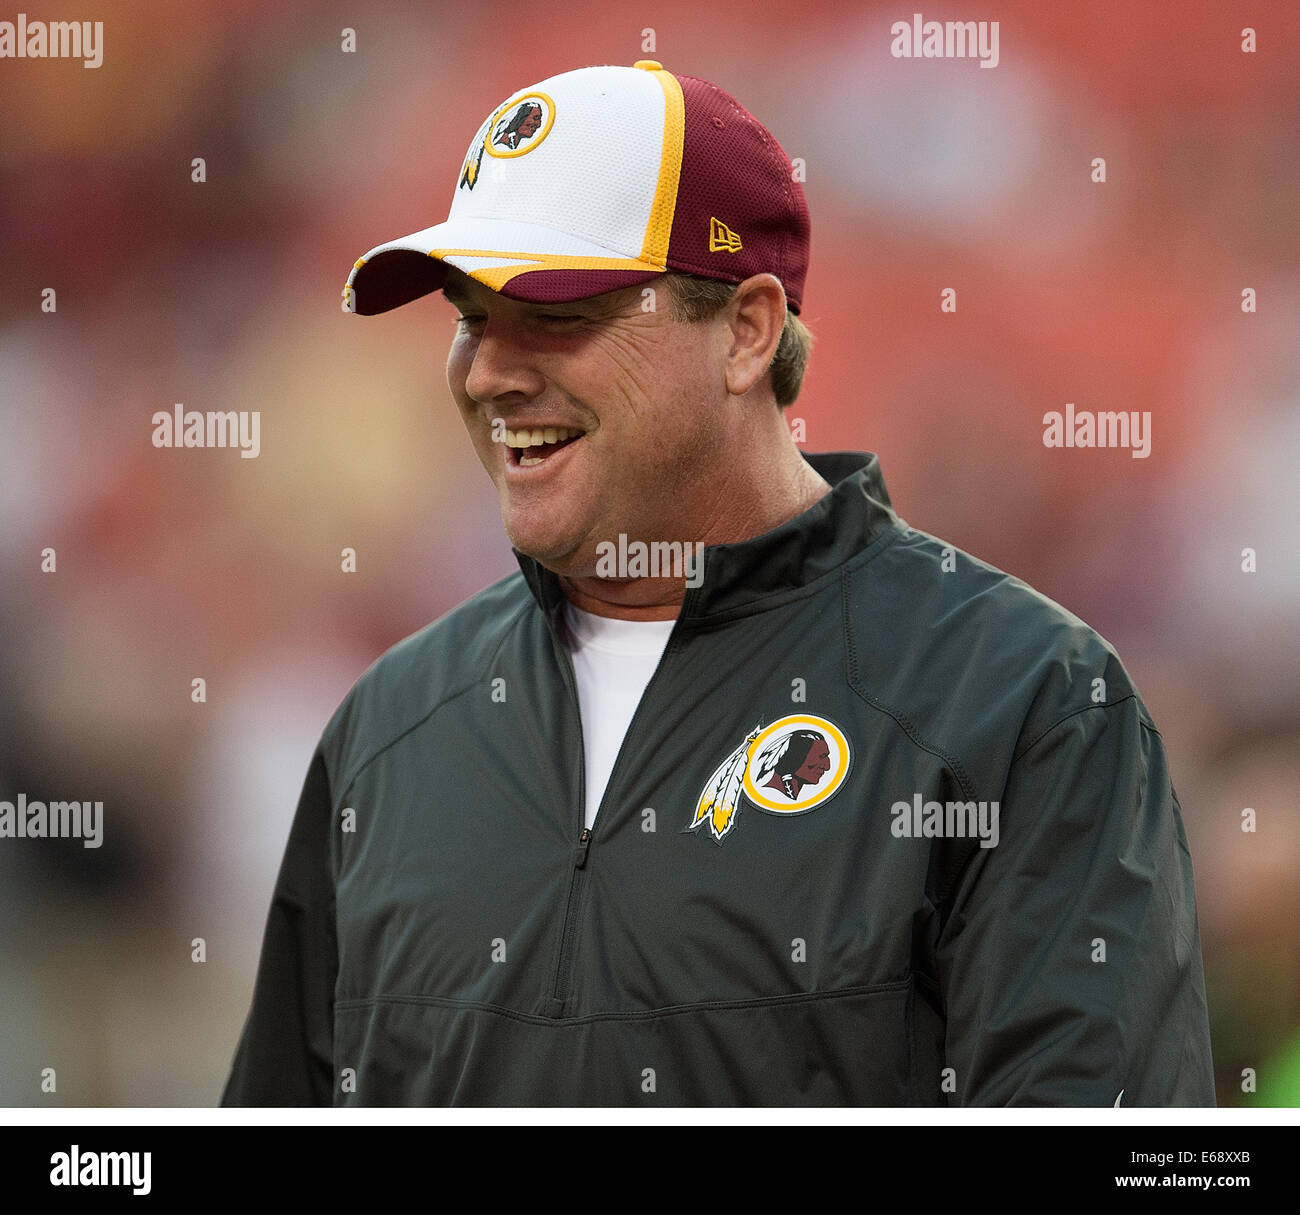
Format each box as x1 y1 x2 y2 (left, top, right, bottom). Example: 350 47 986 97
709 217 743 253
343 61 809 316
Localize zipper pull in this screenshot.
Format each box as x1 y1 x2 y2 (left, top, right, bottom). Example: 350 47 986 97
574 827 592 868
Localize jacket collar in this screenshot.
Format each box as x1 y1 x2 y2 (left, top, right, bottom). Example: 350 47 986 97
514 451 899 625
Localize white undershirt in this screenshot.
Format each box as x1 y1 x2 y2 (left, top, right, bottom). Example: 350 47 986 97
564 601 676 829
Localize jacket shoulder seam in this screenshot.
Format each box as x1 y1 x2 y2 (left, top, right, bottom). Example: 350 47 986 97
1012 693 1142 763
332 599 532 804
841 567 978 800
1009 703 1199 958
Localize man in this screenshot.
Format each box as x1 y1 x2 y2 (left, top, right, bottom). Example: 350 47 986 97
222 62 1215 1106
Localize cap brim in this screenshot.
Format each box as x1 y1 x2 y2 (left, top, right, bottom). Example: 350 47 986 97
345 217 667 316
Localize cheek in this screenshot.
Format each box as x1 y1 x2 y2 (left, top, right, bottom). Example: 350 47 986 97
604 331 717 434
446 341 482 425
445 337 471 394
445 342 497 464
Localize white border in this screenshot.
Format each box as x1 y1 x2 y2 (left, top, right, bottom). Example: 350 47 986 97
2 1108 1296 1126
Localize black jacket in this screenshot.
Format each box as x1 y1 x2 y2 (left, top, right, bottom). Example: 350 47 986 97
221 451 1216 1106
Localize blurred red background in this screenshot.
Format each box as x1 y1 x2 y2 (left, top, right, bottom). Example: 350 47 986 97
1 0 1297 1105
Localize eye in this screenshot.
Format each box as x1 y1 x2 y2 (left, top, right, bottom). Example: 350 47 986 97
453 313 485 329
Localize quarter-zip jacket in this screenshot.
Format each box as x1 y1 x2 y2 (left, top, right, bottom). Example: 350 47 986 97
221 451 1216 1106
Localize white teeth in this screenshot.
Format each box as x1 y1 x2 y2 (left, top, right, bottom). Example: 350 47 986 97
504 426 582 447
519 455 544 466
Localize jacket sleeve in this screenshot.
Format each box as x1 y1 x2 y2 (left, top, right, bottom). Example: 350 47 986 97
220 747 338 1106
934 695 1216 1106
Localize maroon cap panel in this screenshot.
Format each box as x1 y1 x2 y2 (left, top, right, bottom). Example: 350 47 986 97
666 74 811 313
498 268 665 304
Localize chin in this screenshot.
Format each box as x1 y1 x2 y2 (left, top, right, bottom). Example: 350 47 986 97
503 520 586 572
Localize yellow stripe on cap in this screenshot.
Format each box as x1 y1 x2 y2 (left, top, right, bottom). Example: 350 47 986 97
638 67 684 269
427 247 667 291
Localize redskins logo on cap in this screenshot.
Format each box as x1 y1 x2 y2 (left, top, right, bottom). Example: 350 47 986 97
685 714 851 845
459 91 555 189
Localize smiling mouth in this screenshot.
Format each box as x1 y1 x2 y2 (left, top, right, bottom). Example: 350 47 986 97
504 425 585 468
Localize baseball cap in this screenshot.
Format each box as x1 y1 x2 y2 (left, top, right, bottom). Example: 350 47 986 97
343 61 810 317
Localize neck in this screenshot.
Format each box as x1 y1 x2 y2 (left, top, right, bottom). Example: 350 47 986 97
560 442 832 621
562 581 684 620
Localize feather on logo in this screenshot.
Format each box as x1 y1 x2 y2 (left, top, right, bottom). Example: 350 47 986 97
687 724 762 843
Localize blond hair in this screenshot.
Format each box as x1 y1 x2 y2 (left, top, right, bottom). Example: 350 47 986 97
661 273 812 407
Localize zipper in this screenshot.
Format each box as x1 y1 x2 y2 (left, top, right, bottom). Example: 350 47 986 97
550 628 591 1008
547 610 686 1012
551 826 592 1005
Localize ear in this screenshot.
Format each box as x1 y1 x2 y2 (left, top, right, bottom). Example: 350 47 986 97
723 274 787 397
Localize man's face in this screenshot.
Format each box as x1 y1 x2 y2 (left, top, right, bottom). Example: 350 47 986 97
443 268 729 573
516 108 541 139
796 739 831 785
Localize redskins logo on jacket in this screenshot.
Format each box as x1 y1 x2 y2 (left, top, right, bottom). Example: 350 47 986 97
686 713 851 844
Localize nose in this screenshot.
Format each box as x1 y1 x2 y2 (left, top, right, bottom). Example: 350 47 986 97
460 316 547 406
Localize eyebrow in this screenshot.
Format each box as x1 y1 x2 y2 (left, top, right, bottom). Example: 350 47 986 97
441 281 476 307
